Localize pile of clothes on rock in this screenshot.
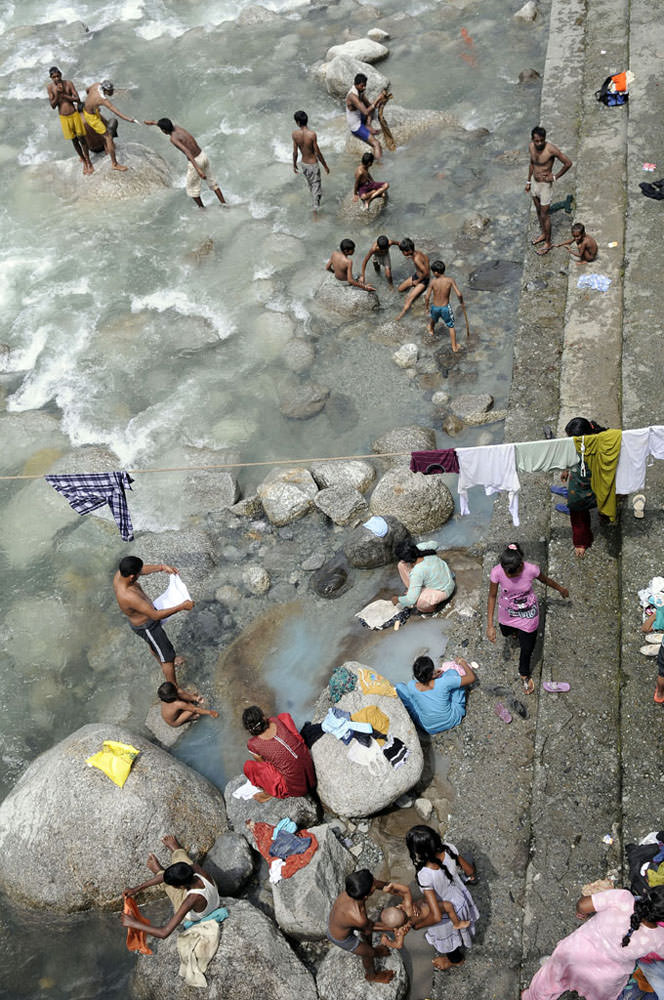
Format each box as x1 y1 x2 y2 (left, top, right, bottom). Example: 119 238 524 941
638 577 664 657
622 830 664 999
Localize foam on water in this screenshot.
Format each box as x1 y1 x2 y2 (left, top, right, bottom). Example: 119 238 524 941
130 288 236 341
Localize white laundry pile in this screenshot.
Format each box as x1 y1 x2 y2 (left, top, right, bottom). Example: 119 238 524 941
232 779 262 800
153 573 192 619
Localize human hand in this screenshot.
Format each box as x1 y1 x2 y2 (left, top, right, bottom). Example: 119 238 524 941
197 168 206 179
210 710 219 719
352 194 359 202
182 600 194 611
121 913 135 927
391 596 400 606
324 165 330 174
364 283 376 292
559 587 569 600
161 564 178 574
123 887 139 898
487 624 497 643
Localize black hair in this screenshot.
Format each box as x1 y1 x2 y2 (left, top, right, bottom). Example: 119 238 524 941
293 110 308 126
499 542 525 575
431 260 446 274
394 540 437 564
354 73 368 86
158 682 178 703
157 118 174 134
242 705 269 736
412 656 435 685
163 862 195 888
564 417 607 437
531 126 546 139
119 555 143 577
399 237 415 253
376 235 389 251
622 886 664 946
406 825 459 884
49 66 61 75
571 222 585 235
361 152 374 166
340 238 355 255
345 869 374 899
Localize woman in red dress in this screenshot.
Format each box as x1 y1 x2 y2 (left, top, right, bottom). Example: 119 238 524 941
242 706 316 802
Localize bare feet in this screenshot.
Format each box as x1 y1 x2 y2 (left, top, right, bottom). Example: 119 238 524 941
146 853 162 874
574 546 587 558
253 790 273 802
427 323 435 337
174 656 185 667
395 311 406 322
112 163 128 171
380 934 396 949
531 234 546 246
366 971 395 984
536 244 552 255
522 677 535 695
162 835 180 852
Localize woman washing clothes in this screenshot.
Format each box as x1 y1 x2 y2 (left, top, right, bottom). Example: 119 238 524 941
405 825 479 972
558 416 607 558
242 705 316 802
396 655 476 734
391 540 455 614
487 542 569 695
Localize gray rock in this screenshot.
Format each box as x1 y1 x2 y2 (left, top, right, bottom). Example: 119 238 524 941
302 551 327 571
326 39 389 62
316 273 380 316
514 0 538 20
224 775 319 834
317 941 407 999
461 212 491 237
242 565 271 595
442 414 464 436
469 259 522 290
372 425 437 467
0 724 227 911
343 514 411 568
215 584 242 605
346 104 460 154
369 468 455 533
257 467 318 526
279 380 330 419
272 824 355 939
393 343 419 368
237 4 281 23
230 495 263 517
319 55 389 99
431 390 450 407
451 393 494 423
311 664 423 818
338 189 387 222
310 553 353 598
144 702 190 748
414 797 434 821
131 897 318 1000
34 142 171 204
314 487 368 526
203 832 254 896
282 338 315 374
518 67 541 83
311 460 375 493
367 27 390 40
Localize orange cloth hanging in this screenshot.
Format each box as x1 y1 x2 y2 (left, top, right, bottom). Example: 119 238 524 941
123 895 153 955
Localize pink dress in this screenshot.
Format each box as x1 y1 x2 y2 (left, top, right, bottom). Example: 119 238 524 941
489 561 540 633
522 889 664 1000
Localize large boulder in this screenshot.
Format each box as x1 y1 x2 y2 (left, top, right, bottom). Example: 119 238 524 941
224 775 319 834
346 104 461 154
316 273 380 316
282 337 315 374
131 897 318 1000
0 724 227 911
326 39 389 62
272 824 355 939
203 832 254 896
311 663 423 818
338 190 387 222
343 514 411 569
311 460 376 493
317 944 407 1000
372 425 437 467
314 486 368 526
369 468 455 534
257 467 318 526
279 380 330 419
450 393 494 422
33 142 172 204
317 55 389 99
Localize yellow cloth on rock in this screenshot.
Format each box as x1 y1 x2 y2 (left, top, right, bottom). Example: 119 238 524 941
351 706 389 746
573 430 622 521
356 668 397 698
177 920 220 988
86 740 140 788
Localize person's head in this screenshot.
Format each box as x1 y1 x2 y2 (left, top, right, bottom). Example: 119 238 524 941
499 542 525 576
49 67 62 81
564 416 606 437
118 555 143 580
376 235 389 252
531 126 546 148
354 72 368 92
293 110 308 127
431 260 446 275
101 79 114 96
361 152 374 167
157 117 174 134
399 237 415 256
158 682 178 703
412 655 435 685
242 705 269 736
345 869 374 900
340 238 355 256
622 886 664 947
571 222 585 238
380 905 407 928
394 539 436 564
163 861 195 888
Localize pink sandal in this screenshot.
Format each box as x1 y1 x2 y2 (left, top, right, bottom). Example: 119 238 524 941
495 702 512 723
542 681 570 693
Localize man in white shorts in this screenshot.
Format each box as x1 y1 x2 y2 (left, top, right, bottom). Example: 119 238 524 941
526 126 572 255
144 117 226 208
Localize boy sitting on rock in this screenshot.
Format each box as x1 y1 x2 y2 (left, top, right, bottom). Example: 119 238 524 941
325 239 375 292
158 682 219 728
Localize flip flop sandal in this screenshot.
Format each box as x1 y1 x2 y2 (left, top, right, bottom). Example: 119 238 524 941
655 689 664 705
495 702 512 723
522 677 535 695
554 503 570 515
542 681 571 693
640 645 661 656
633 494 646 518
507 695 528 719
645 633 664 644
550 485 569 497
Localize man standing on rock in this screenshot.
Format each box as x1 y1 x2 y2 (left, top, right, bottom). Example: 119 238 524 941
47 66 94 175
144 118 226 208
327 869 396 984
83 80 138 171
292 110 329 219
346 73 386 161
526 126 572 255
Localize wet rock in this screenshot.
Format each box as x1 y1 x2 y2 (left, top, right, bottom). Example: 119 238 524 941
310 552 353 598
442 414 464 436
367 27 390 40
230 495 263 518
131 897 318 1000
279 380 330 419
314 486 368 526
469 259 522 290
33 142 172 204
372 425 437 467
257 468 318 526
272 824 355 939
343 514 411 568
302 551 326 571
317 946 407 998
326 39 389 62
317 55 389 99
431 390 450 407
178 600 237 653
215 584 242 605
338 189 387 222
393 343 419 368
144 702 190 748
203 832 254 896
519 67 541 83
242 565 271 595
415 797 434 821
0 724 227 911
514 0 538 21
451 393 494 422
346 105 460 154
316 273 380 315
237 4 281 23
369 468 455 533
282 337 315 374
311 460 376 493
461 212 491 237
224 775 319 834
311 662 423 817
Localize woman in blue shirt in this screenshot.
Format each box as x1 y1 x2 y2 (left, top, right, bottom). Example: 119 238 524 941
391 541 455 614
397 655 476 734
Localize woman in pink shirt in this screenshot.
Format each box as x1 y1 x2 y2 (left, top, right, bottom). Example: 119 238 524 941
487 542 568 695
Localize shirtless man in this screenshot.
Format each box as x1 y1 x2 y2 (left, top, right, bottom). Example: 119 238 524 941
552 222 598 263
346 73 386 161
327 870 394 984
144 118 226 208
360 234 400 286
353 152 389 209
292 110 329 219
326 239 375 291
526 126 572 254
425 260 466 350
113 556 194 690
83 81 137 171
47 66 93 175
157 682 218 728
396 238 430 320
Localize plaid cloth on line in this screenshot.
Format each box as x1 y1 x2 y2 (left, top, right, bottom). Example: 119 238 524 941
45 471 135 541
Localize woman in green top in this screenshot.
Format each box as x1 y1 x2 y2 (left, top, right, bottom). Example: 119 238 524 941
391 540 455 613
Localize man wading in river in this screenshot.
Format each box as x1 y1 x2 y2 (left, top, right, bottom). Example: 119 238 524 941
292 110 329 219
144 118 226 207
526 126 572 255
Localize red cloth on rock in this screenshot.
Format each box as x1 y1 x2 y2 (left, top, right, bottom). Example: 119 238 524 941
244 713 316 798
250 822 318 877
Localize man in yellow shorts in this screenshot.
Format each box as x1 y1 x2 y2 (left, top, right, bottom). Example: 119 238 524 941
83 80 139 172
47 66 94 175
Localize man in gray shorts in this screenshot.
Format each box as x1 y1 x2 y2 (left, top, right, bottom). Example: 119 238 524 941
327 870 395 984
113 555 195 692
526 125 572 255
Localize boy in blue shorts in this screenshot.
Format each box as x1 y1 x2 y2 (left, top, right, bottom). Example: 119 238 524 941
425 260 466 352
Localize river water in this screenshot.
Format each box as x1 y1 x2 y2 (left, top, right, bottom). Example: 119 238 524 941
0 0 547 995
